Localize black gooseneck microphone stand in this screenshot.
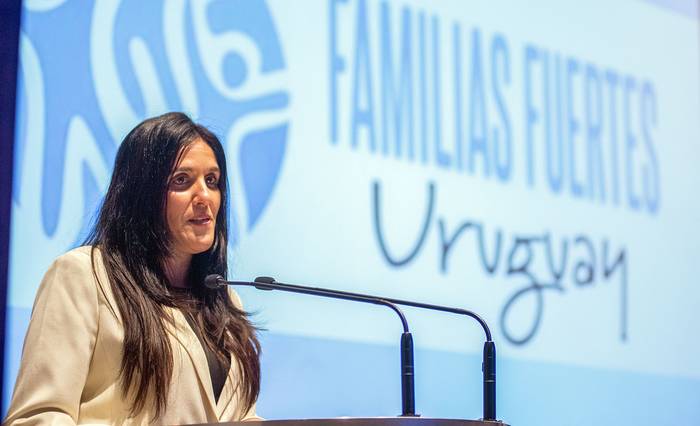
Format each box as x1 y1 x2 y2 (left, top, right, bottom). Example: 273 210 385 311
205 275 417 417
371 291 497 421
206 274 498 421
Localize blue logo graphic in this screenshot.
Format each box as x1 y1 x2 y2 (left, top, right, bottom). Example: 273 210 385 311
12 0 289 281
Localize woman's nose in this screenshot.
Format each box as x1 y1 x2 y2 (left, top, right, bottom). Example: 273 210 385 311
192 178 212 201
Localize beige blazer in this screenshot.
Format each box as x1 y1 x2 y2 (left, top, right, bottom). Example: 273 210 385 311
4 246 262 425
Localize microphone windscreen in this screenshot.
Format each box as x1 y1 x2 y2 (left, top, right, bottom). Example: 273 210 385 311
204 274 223 289
254 276 276 284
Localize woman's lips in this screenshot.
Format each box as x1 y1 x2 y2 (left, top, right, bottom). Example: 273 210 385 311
188 217 212 225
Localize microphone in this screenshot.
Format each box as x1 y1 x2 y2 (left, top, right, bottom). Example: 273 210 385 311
207 275 499 421
205 274 417 417
364 293 498 421
207 274 500 421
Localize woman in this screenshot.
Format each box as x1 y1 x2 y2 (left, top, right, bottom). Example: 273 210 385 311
5 112 262 425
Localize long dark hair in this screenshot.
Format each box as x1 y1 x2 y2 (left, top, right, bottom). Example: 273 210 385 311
84 112 260 419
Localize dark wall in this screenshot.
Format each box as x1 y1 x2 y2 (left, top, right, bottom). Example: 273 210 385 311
0 0 22 413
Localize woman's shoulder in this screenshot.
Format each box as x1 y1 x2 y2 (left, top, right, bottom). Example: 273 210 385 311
39 246 106 296
48 245 98 262
52 245 111 271
55 245 95 263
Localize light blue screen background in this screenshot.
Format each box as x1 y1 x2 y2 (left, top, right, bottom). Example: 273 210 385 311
5 0 700 425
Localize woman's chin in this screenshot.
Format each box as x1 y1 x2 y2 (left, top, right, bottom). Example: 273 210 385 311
186 238 215 255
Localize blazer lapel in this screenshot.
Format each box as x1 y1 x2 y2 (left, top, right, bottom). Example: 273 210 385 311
166 308 218 416
215 355 239 419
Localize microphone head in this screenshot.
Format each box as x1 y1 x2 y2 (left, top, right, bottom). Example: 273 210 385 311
204 274 224 289
254 276 276 284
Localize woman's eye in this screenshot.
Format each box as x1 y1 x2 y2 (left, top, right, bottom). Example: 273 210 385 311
206 175 219 186
171 175 188 186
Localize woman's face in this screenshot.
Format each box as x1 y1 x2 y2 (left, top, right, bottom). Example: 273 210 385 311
166 138 222 259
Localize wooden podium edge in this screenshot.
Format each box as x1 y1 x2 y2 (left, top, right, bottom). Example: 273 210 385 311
185 417 509 426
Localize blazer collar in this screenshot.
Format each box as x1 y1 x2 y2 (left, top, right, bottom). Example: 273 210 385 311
166 308 242 420
216 353 242 418
167 308 219 417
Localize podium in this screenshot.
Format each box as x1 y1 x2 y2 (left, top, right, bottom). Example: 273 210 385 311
188 418 509 426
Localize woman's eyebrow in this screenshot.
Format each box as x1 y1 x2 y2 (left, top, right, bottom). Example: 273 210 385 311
172 166 220 173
